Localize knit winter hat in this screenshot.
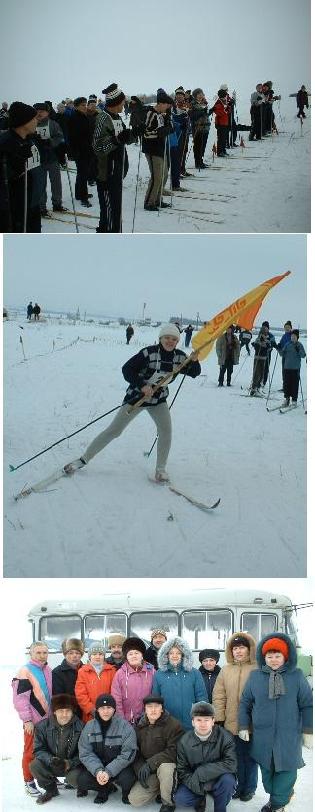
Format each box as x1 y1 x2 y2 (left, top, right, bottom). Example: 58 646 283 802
143 694 164 707
103 83 125 107
88 644 106 658
219 84 228 91
95 693 116 710
88 94 97 103
199 649 220 663
122 637 147 658
63 638 84 656
156 88 173 105
191 701 215 718
231 636 250 650
51 694 78 713
107 633 126 648
175 86 185 96
262 321 270 328
159 323 181 340
151 629 168 641
9 102 38 128
262 637 289 660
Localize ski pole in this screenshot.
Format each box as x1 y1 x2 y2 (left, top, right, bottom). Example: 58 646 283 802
23 160 28 233
119 144 125 233
65 155 79 233
265 351 279 408
131 140 141 233
9 402 123 472
232 352 249 384
144 374 187 458
299 377 307 413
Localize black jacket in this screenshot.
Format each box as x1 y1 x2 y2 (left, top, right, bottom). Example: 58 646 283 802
199 665 221 703
177 725 237 794
145 645 159 670
67 111 93 160
0 129 42 220
33 715 84 770
52 659 83 709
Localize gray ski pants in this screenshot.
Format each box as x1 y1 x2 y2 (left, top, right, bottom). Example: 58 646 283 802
40 161 62 209
144 154 169 206
82 402 172 472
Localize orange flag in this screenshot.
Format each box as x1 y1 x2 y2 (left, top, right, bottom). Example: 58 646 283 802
192 271 291 360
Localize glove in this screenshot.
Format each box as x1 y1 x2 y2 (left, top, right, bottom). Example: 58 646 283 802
51 757 66 771
238 730 250 742
116 129 135 145
303 733 313 749
138 763 152 788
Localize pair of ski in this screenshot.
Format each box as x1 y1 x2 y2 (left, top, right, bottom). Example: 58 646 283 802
13 466 220 512
266 403 303 414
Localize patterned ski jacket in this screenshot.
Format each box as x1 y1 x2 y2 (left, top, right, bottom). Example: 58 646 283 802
12 659 52 725
122 343 201 407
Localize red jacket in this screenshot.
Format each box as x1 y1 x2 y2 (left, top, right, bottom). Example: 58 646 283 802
75 662 115 722
213 99 229 127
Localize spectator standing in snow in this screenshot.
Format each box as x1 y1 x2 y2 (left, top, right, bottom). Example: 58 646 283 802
189 88 210 169
210 90 229 158
145 629 168 670
30 694 84 804
111 638 155 724
33 303 41 321
249 84 264 141
250 325 276 395
27 301 33 320
75 644 115 722
199 649 221 703
12 641 52 797
67 96 94 208
152 637 207 731
142 89 174 212
33 103 66 216
296 85 309 118
86 95 99 185
184 324 193 347
216 326 240 387
0 102 42 232
238 633 313 812
278 329 306 408
277 320 292 391
63 323 201 483
106 633 126 670
126 323 134 344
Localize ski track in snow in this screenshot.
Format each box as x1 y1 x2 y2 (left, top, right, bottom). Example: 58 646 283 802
4 321 306 578
40 114 310 234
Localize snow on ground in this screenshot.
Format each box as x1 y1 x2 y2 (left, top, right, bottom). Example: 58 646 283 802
40 113 310 235
4 320 307 578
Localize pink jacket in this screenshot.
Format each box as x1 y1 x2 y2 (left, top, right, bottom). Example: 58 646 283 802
12 660 52 725
111 661 155 723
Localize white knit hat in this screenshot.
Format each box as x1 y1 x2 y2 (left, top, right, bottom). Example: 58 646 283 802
159 323 180 340
219 84 228 91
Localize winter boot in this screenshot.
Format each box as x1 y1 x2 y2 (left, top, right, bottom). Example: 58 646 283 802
63 457 87 475
291 401 298 408
36 784 59 804
94 789 109 804
159 805 175 812
194 799 206 812
155 470 170 483
144 203 159 211
240 791 255 801
77 788 88 797
53 205 69 213
80 199 93 207
280 398 290 408
25 781 41 796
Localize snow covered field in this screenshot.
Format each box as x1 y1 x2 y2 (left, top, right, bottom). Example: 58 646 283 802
40 111 310 235
3 319 307 579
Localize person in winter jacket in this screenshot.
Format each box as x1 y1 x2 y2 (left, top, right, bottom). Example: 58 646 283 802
106 633 126 669
126 323 134 344
33 103 66 216
250 325 276 395
30 693 85 804
296 85 309 118
238 633 313 812
152 637 207 731
278 329 306 407
111 638 155 724
33 302 41 321
189 88 210 169
210 91 229 157
249 84 264 141
198 649 221 703
277 320 292 390
129 694 184 810
145 629 168 670
63 323 201 483
52 638 84 715
0 101 42 232
216 326 240 387
27 301 33 320
74 644 115 722
174 701 237 812
184 325 193 348
78 693 137 803
12 641 52 797
142 88 174 211
212 632 258 801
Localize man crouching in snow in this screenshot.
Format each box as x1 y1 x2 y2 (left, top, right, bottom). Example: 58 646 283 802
64 323 201 483
30 694 85 803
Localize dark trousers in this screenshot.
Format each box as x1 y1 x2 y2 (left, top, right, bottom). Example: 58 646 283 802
260 760 297 809
283 368 300 401
193 130 208 167
252 107 263 140
75 156 90 202
175 774 236 812
96 177 122 233
0 204 41 233
170 144 182 189
77 765 136 799
218 359 234 385
251 357 267 390
263 355 270 385
216 126 228 156
234 736 258 795
30 758 81 790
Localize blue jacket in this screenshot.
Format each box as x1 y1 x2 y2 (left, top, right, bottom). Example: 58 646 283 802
278 331 292 350
153 637 207 730
279 340 306 370
238 633 313 772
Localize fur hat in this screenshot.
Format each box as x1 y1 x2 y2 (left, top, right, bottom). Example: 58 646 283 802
199 649 220 664
88 644 106 658
156 88 173 105
157 636 193 672
219 84 228 91
63 638 84 656
103 83 125 107
151 629 167 641
191 701 215 718
159 323 180 340
262 637 289 660
107 633 126 648
231 635 250 650
122 637 147 658
143 694 164 707
95 693 116 710
9 102 37 128
51 694 77 713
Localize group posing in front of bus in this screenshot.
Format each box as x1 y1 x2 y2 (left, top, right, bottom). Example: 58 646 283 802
12 630 312 812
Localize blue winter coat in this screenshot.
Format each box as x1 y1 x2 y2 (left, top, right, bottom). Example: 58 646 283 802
238 633 313 772
153 637 207 731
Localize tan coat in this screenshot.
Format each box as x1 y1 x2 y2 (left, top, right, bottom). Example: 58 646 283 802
212 632 257 735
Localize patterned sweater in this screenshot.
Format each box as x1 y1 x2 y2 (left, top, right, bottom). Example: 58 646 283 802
122 343 201 406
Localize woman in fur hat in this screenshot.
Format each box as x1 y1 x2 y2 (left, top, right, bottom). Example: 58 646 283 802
111 638 155 724
75 645 115 723
152 637 207 731
63 324 201 484
238 633 313 812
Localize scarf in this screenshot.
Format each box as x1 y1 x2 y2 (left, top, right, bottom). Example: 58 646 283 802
262 665 286 699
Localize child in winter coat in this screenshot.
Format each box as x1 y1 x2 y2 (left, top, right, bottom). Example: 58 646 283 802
238 633 313 812
278 329 306 407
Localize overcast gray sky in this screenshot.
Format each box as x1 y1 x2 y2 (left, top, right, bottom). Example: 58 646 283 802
2 0 310 104
4 233 306 324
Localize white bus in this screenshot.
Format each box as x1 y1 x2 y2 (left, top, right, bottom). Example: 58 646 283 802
28 588 312 675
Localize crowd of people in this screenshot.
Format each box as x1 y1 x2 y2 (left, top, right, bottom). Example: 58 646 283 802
0 78 291 234
12 628 312 811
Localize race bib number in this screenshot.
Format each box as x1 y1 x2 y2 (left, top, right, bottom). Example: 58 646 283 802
26 144 41 172
36 123 50 140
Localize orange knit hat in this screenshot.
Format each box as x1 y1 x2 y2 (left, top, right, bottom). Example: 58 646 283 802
262 637 289 660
